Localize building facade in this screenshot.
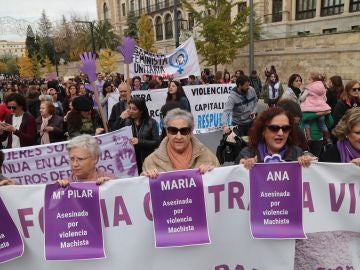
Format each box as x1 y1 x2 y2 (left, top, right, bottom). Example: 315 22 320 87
96 0 360 80
0 40 26 58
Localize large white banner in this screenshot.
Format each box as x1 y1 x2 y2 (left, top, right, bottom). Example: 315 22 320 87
128 37 201 80
108 84 235 134
1 163 359 269
1 127 138 185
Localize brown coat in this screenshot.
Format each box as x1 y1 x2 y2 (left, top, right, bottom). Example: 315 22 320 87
142 136 219 172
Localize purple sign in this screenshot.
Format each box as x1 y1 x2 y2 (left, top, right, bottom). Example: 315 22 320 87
0 197 24 263
149 169 210 247
250 163 305 239
44 183 105 260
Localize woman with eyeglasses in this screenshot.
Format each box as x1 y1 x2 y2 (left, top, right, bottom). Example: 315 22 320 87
117 96 160 174
320 107 360 165
142 108 219 178
235 107 314 169
0 93 36 148
332 80 360 127
56 134 115 187
280 74 303 104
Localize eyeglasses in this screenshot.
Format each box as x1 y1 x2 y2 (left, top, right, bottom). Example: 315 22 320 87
167 126 192 136
294 79 302 82
351 88 360 92
68 156 91 163
7 106 17 110
266 125 292 133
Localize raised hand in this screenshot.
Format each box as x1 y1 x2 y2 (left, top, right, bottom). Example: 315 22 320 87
79 52 97 83
117 37 137 64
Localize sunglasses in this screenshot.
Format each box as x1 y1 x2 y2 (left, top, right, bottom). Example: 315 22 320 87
167 126 192 136
267 125 292 133
7 106 17 110
351 88 360 92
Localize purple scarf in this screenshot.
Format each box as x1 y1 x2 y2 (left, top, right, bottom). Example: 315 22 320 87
269 81 278 99
257 141 288 163
337 139 360 162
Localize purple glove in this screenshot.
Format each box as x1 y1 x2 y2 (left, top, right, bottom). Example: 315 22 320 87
117 37 137 64
79 52 97 83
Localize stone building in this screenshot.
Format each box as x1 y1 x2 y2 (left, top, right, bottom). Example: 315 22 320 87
0 40 26 58
96 0 360 80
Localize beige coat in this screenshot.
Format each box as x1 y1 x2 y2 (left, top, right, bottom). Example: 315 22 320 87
142 136 219 172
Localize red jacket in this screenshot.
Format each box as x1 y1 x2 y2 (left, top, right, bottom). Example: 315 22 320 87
0 112 37 148
0 104 11 121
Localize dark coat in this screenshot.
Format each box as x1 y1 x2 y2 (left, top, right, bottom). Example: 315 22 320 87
332 99 358 127
120 117 160 174
36 114 65 143
319 144 341 162
0 112 37 148
108 100 127 131
235 145 303 164
67 109 104 138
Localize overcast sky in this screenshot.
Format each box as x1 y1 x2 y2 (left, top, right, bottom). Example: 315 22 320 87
0 0 97 21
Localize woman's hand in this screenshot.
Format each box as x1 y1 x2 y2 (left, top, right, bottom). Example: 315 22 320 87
0 179 16 186
198 164 215 174
95 128 105 135
129 137 139 145
4 124 16 133
141 169 159 179
56 179 70 187
43 126 54 132
239 157 257 170
298 155 316 167
351 158 360 166
120 110 129 120
96 176 111 185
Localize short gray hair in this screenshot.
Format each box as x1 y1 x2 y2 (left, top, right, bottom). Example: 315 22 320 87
66 135 101 157
163 108 194 131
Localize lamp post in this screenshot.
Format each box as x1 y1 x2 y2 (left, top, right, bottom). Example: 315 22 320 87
249 0 254 74
75 20 96 56
173 0 179 47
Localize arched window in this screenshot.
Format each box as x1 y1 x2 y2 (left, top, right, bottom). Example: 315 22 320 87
103 3 109 21
155 17 163 41
165 14 173 39
272 0 282 22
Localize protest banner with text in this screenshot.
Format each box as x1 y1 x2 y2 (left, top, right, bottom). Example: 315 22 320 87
0 163 359 269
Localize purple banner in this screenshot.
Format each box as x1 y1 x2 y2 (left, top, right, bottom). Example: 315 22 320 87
149 169 210 247
250 163 305 239
44 183 105 260
0 197 24 263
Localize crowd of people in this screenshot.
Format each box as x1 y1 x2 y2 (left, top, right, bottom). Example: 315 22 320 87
0 66 359 186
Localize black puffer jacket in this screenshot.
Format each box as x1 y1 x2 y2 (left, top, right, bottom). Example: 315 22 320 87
120 117 160 174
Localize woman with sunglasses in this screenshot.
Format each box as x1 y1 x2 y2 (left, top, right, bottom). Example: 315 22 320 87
142 108 219 178
118 97 160 174
235 107 314 169
332 80 360 127
0 93 36 148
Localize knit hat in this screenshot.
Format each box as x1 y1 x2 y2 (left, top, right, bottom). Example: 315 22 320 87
72 96 93 112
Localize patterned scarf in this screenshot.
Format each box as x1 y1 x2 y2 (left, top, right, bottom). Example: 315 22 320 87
40 115 52 144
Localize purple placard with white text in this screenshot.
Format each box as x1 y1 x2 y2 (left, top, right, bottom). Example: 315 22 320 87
149 169 210 247
250 163 306 239
44 183 105 260
0 197 24 263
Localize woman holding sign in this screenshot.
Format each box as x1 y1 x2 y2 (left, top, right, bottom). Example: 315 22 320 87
56 135 115 187
319 107 360 165
235 107 314 168
118 96 160 174
142 108 219 178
